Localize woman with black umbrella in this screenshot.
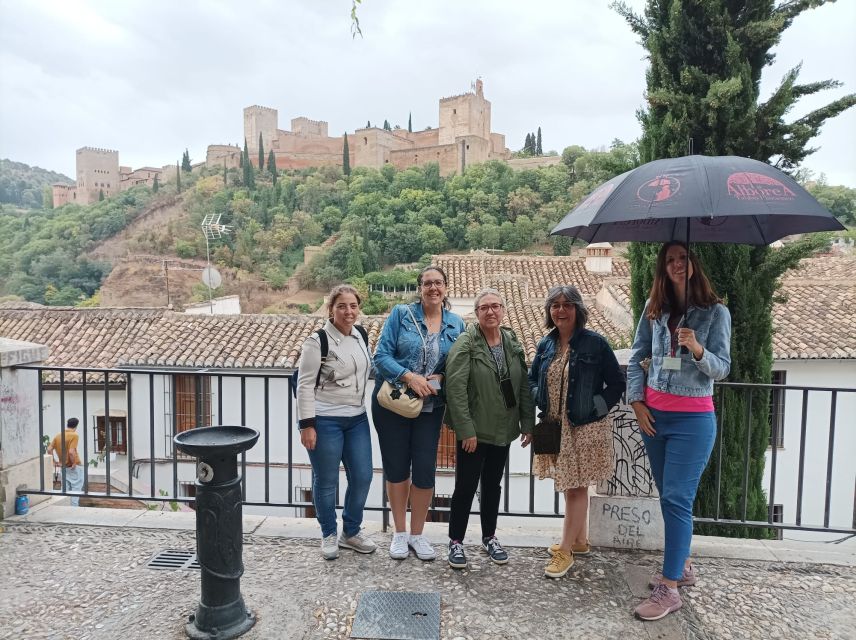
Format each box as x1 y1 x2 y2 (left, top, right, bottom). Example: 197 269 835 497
628 241 731 621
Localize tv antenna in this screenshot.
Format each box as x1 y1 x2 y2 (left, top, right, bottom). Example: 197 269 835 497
200 213 232 314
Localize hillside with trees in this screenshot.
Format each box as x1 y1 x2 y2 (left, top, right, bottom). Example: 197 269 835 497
0 159 73 209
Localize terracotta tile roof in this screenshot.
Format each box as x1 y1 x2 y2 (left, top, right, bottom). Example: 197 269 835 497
772 284 856 359
0 307 386 374
434 254 630 298
606 283 631 314
781 256 854 282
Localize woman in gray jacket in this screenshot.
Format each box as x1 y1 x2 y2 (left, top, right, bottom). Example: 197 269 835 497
297 284 376 560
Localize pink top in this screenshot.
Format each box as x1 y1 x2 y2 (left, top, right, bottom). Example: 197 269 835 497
645 387 714 413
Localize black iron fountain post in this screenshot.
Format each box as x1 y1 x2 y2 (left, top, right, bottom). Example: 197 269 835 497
174 425 259 640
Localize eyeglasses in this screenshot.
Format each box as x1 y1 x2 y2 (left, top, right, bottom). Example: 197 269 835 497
550 302 576 311
421 280 445 289
476 303 504 313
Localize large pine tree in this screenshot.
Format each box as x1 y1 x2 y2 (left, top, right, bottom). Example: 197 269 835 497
615 0 855 536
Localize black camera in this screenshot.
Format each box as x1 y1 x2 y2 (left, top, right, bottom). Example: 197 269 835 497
499 377 517 409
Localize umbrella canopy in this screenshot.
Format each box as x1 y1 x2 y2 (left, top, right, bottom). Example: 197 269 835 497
552 155 844 245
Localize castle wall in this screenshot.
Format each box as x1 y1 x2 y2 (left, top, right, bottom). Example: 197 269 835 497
353 128 413 169
120 167 161 190
388 142 460 176
51 184 74 207
207 144 242 169
76 147 120 205
291 117 328 138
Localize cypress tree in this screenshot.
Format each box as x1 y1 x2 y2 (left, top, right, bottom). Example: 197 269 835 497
615 0 854 537
181 149 192 172
342 133 351 176
367 120 371 128
153 174 159 193
99 189 104 201
383 119 391 131
408 112 412 133
242 139 254 189
176 162 181 193
268 150 277 183
223 161 227 186
536 127 543 156
258 132 264 170
523 133 532 154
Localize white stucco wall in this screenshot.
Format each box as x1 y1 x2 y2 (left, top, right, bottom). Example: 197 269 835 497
763 359 856 541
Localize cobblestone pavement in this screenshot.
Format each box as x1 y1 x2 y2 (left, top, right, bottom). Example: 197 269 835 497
1 522 854 640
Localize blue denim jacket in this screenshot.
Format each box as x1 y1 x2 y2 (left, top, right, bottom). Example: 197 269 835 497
373 303 467 404
529 327 626 427
627 301 732 403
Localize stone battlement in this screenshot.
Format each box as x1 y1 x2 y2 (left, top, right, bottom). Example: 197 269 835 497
77 146 118 155
244 105 277 113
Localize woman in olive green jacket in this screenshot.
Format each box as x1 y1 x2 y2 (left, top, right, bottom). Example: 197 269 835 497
444 288 535 569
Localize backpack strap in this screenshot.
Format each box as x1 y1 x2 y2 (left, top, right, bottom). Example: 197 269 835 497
354 324 369 348
314 328 329 390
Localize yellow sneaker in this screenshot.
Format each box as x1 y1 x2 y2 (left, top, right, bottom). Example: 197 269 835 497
548 542 591 556
544 549 574 578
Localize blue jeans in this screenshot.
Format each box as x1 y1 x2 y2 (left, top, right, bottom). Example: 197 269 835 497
641 409 716 581
307 413 373 538
64 465 84 507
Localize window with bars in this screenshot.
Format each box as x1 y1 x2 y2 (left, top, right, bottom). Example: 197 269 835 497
296 486 315 519
429 494 453 523
95 416 127 454
175 374 212 433
769 371 786 449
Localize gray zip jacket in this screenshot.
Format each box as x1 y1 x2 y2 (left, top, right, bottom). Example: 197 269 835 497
296 320 372 429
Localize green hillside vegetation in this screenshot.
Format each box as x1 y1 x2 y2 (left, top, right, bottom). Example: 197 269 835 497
4 143 851 309
0 158 74 209
0 186 156 305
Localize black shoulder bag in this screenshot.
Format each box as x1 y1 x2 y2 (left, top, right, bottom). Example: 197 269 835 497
532 358 565 455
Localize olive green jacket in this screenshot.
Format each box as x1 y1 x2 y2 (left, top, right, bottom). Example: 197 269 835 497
445 323 535 445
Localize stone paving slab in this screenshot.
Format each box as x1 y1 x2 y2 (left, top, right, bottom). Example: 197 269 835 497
1 521 854 640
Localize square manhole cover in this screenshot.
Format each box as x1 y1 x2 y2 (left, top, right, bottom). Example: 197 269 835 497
350 591 440 640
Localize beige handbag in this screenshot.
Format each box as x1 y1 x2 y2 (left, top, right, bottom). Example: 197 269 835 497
377 381 423 418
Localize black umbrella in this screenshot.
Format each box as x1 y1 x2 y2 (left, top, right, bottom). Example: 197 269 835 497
551 155 844 245
551 154 844 352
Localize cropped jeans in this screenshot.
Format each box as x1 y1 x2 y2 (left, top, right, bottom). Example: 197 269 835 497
307 413 373 538
641 409 716 581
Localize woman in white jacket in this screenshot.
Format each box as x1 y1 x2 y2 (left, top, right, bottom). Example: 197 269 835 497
297 284 376 560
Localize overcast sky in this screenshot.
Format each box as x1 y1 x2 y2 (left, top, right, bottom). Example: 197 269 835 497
1 0 854 186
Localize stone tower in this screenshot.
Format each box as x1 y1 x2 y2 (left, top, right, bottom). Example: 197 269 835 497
243 106 278 160
75 147 120 205
438 79 491 146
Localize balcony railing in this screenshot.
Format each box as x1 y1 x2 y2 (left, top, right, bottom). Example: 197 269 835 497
16 365 856 536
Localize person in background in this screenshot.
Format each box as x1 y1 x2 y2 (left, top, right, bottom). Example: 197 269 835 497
372 266 466 561
48 417 84 507
297 284 376 560
628 241 731 621
444 288 534 568
529 286 625 579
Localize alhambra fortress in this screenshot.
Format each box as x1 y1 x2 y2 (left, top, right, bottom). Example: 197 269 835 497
53 81 559 206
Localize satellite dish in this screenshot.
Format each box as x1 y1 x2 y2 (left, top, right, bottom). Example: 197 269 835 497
202 266 222 289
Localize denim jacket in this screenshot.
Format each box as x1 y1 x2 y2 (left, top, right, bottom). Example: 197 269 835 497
373 303 467 405
627 300 732 403
528 327 626 427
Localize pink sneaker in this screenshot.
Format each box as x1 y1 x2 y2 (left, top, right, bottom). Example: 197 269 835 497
635 584 683 621
648 563 697 589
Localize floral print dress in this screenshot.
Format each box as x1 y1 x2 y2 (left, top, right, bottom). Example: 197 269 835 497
533 347 613 491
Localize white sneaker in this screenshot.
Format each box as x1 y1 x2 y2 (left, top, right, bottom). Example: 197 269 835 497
339 530 377 554
321 533 339 560
408 534 437 561
389 532 410 559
